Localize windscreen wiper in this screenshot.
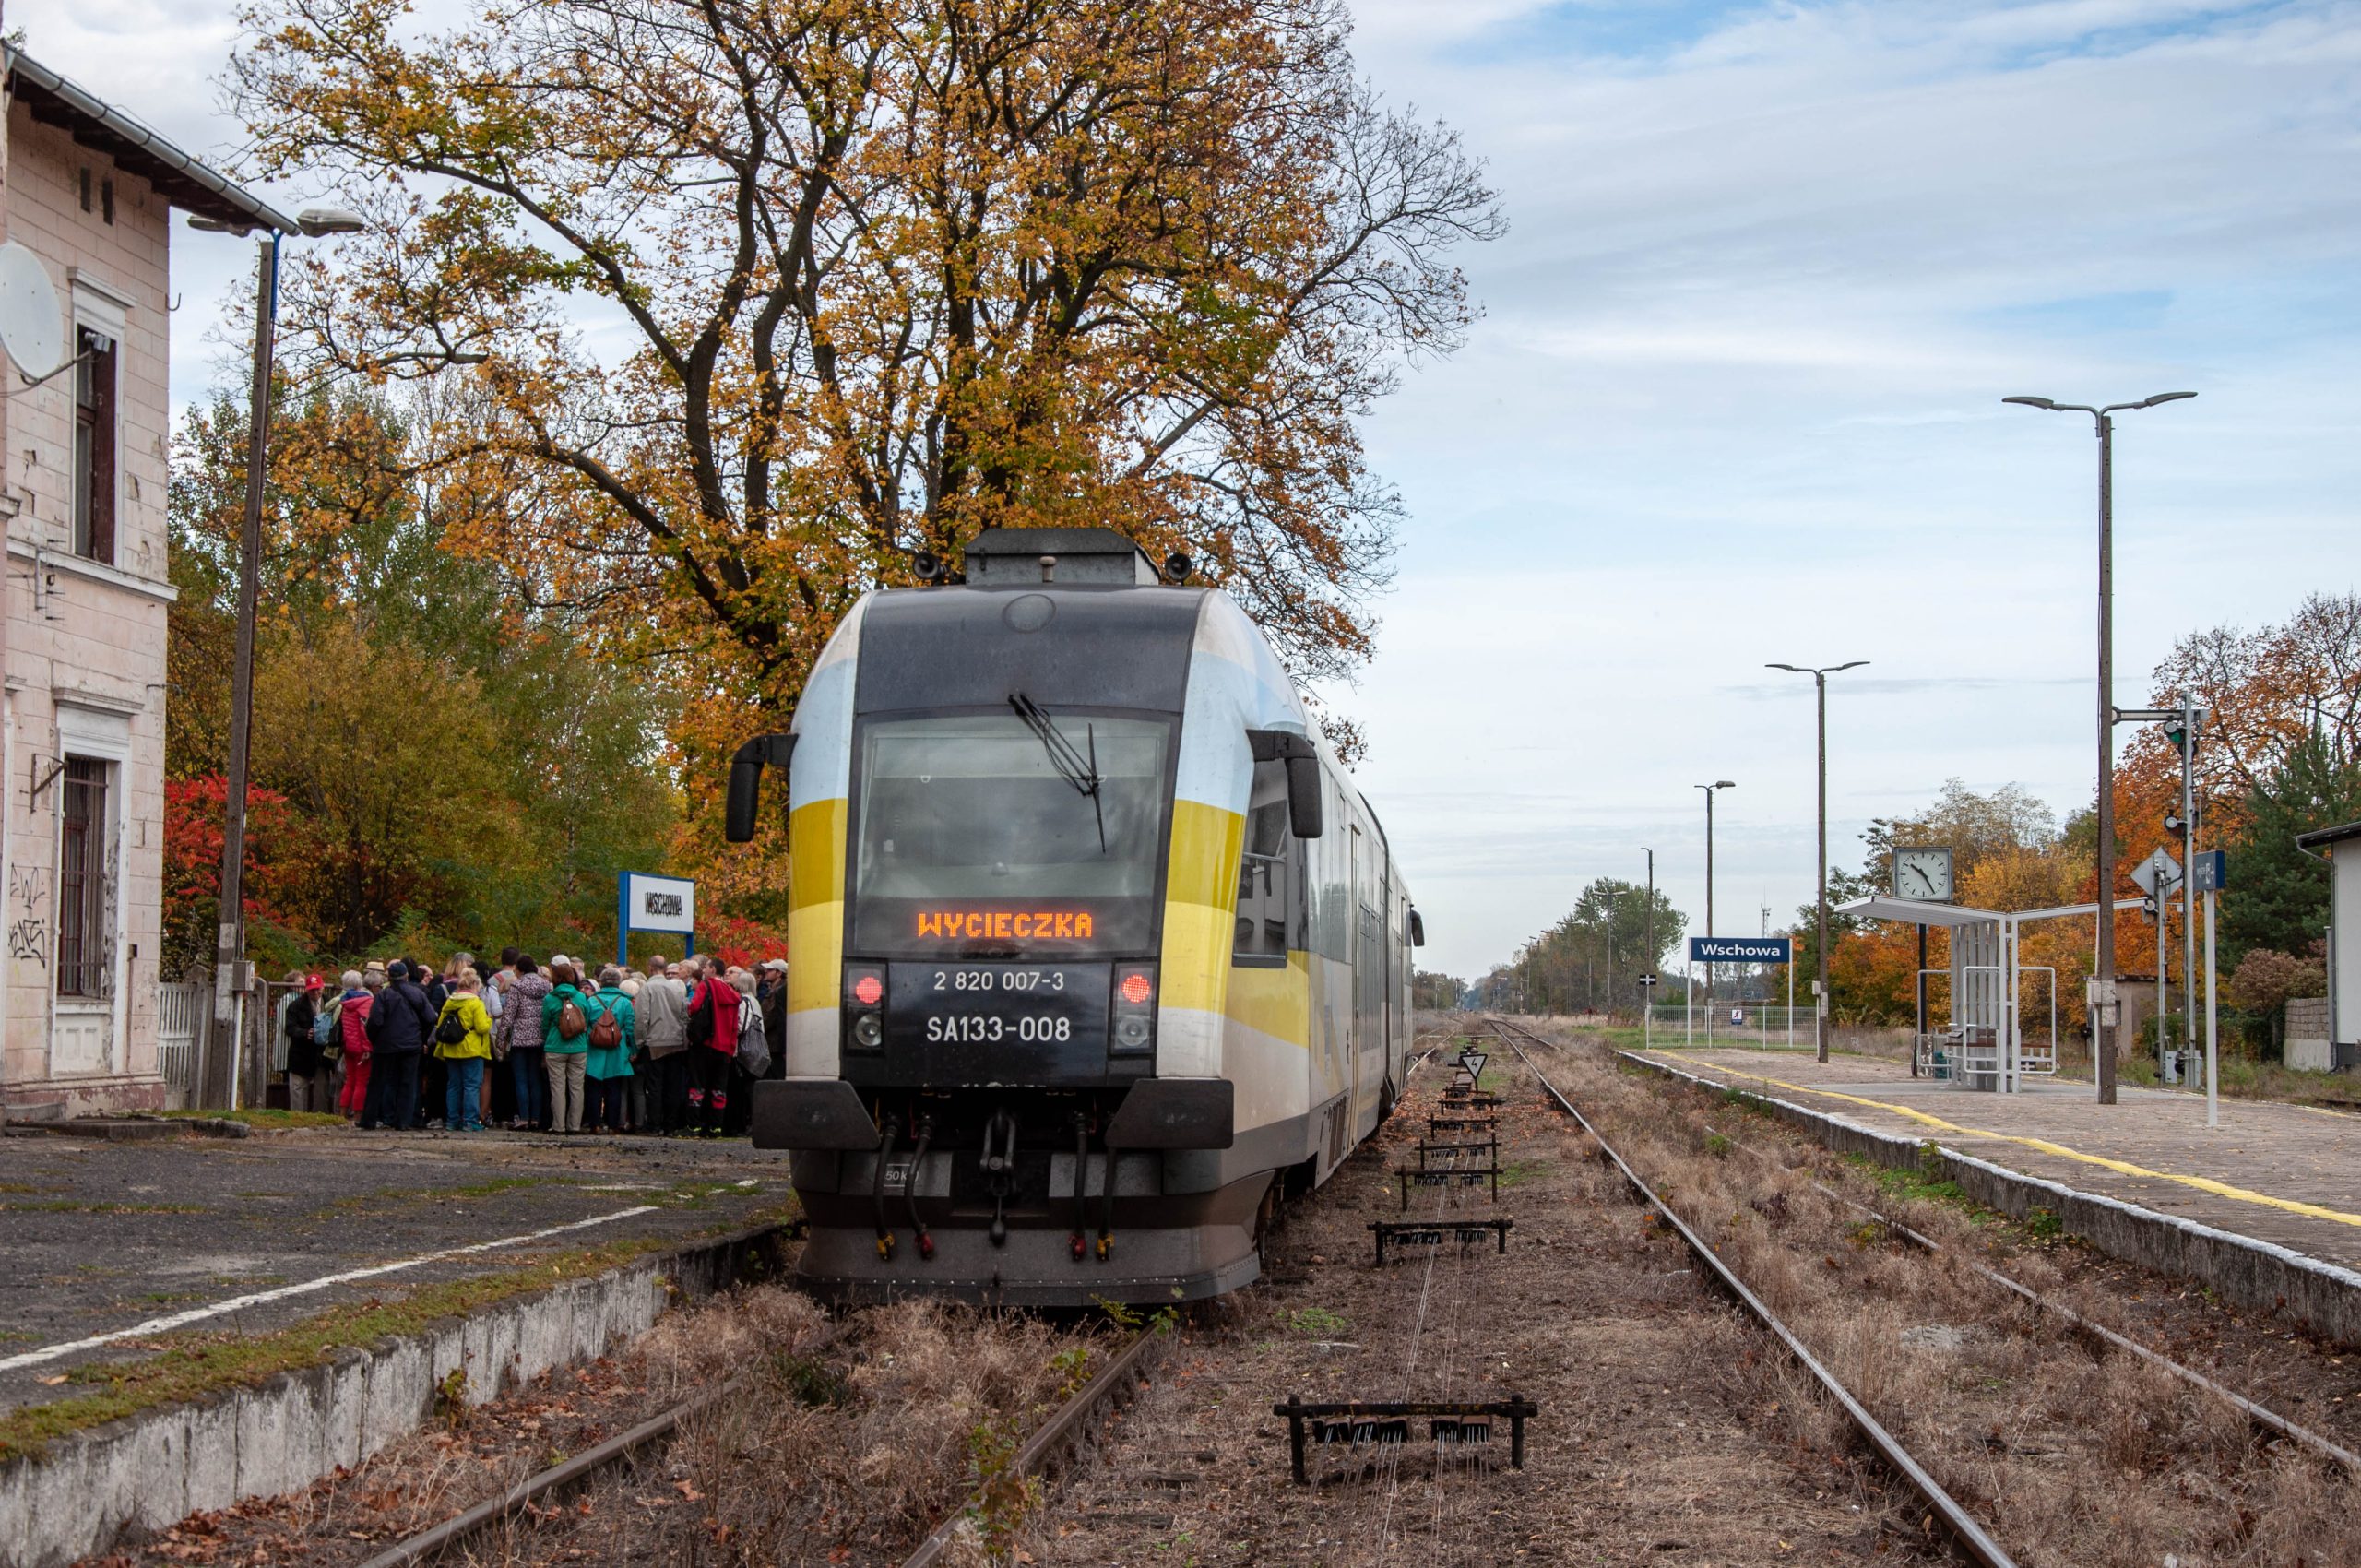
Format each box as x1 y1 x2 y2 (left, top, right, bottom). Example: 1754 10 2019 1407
1009 693 1108 852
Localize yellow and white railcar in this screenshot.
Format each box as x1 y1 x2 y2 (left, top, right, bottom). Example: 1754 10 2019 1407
728 528 1421 1304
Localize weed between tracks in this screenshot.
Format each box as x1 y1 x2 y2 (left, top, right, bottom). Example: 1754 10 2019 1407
83 1285 1120 1567
1027 1033 1952 1567
1533 1023 2361 1568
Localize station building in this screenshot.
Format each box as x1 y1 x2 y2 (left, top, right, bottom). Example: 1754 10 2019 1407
0 50 294 1119
2293 819 2361 1071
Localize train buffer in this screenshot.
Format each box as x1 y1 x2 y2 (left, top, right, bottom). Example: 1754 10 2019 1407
1417 1137 1501 1169
1273 1395 1537 1482
1396 1163 1501 1208
1429 1113 1498 1135
1369 1217 1513 1265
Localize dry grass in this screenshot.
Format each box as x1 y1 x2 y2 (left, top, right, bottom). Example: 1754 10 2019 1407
89 1286 1118 1567
645 1294 1111 1563
1522 1023 2361 1568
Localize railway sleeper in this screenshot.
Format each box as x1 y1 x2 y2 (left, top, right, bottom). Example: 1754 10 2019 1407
1275 1396 1537 1483
1369 1217 1513 1265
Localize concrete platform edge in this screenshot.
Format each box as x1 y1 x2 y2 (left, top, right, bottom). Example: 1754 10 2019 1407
0 1221 789 1568
1619 1051 2361 1352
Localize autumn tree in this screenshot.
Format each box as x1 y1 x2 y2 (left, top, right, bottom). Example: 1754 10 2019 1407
231 0 1503 759
2218 731 2361 965
170 384 678 958
2225 944 2327 1054
2131 591 2361 810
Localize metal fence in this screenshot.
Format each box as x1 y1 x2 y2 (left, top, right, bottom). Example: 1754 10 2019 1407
157 982 206 1109
1645 1001 1813 1048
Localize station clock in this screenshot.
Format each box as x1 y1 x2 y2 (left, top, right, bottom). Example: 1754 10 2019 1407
1892 847 1955 903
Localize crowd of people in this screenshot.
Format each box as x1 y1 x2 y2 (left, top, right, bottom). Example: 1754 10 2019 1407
269 950 787 1136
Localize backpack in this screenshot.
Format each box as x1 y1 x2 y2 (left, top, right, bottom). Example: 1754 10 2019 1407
557 995 590 1041
734 995 771 1078
587 997 623 1051
313 1003 338 1048
435 1002 469 1047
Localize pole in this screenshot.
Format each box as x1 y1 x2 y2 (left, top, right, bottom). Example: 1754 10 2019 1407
1644 848 1655 1050
2094 411 2118 1104
2181 705 2198 1087
1705 787 1716 1045
2204 888 2218 1128
1915 924 1928 1077
1814 670 1831 1063
2157 886 2169 1082
207 236 279 1109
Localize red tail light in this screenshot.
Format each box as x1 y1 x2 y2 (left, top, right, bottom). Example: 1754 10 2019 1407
853 972 884 1007
1119 970 1154 1006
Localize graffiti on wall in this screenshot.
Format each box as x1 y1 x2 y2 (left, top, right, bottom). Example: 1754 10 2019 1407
7 865 46 968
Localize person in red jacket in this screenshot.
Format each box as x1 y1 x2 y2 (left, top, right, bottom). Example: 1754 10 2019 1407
684 956 742 1137
336 969 376 1120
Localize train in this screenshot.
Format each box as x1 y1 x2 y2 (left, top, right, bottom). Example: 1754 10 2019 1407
725 526 1422 1305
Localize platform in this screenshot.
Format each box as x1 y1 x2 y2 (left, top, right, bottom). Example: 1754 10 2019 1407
0 1125 790 1417
1633 1047 2361 1275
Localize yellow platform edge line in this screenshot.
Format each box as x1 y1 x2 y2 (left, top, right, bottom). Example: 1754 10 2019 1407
1650 1051 2361 1232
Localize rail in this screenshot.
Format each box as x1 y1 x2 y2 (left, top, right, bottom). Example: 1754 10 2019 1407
899 1329 1157 1567
359 1328 1154 1568
1482 1016 2020 1568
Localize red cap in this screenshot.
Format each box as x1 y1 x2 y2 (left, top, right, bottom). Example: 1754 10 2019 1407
305 974 325 991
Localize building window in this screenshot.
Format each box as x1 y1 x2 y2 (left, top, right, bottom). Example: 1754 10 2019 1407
57 758 112 999
73 327 117 564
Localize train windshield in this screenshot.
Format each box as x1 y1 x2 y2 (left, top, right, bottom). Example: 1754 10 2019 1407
850 711 1170 957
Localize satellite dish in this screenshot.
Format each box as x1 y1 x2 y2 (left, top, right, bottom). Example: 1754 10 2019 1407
0 243 66 382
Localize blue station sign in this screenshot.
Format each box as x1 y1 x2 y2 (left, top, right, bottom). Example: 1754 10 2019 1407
1689 936 1793 964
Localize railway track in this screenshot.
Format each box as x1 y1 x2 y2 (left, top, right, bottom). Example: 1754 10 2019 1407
1036 1021 1960 1565
1481 1016 2016 1568
1493 1015 2361 1568
349 1325 1157 1568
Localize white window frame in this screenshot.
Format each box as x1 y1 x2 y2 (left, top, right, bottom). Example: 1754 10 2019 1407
67 273 131 564
51 701 132 1074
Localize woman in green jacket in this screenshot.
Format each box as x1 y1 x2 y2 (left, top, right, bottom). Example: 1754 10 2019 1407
583 966 637 1134
433 970 494 1133
540 960 591 1134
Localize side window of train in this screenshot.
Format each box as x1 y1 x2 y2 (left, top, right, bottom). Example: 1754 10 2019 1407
1233 761 1296 965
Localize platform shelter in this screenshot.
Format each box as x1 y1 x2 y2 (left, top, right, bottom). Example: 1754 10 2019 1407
1835 895 2144 1093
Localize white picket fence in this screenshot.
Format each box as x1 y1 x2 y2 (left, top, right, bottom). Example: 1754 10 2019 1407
158 982 205 1109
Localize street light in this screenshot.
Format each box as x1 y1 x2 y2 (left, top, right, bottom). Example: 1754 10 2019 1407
1642 848 1656 1050
2005 389 2197 1106
189 206 365 1107
1768 661 1869 1063
1696 780 1735 1037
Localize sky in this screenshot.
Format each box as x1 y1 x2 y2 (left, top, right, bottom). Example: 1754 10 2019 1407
10 0 2360 981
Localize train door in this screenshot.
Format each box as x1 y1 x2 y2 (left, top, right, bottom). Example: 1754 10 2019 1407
1380 854 1394 1094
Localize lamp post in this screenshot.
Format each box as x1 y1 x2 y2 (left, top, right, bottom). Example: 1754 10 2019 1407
1696 780 1735 1039
193 208 365 1108
1643 847 1655 1050
1768 661 1869 1063
2003 390 2196 1106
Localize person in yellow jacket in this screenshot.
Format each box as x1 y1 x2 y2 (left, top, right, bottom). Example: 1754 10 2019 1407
433 968 495 1133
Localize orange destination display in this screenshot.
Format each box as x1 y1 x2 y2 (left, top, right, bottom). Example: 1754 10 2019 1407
914 908 1097 942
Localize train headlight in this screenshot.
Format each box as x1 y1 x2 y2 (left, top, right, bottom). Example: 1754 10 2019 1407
844 964 886 1052
1109 963 1156 1055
